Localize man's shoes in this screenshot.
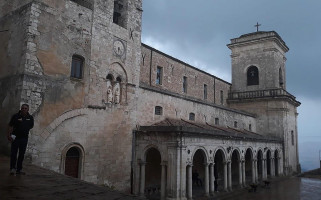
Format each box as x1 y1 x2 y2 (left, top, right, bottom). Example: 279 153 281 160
16 171 26 175
10 169 16 175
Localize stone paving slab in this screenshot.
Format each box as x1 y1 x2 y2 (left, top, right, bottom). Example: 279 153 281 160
0 156 143 200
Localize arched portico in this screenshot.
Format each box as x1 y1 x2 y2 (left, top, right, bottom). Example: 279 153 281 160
257 150 263 182
231 149 242 190
138 146 167 200
244 148 254 185
187 148 210 198
214 148 227 192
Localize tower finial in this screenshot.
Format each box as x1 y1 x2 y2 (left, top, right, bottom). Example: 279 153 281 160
254 22 261 32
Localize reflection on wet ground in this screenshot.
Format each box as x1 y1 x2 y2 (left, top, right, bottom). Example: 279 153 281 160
194 176 321 200
1 155 321 200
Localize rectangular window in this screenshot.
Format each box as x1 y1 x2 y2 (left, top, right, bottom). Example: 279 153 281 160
249 124 252 131
189 113 195 121
113 0 127 28
156 66 163 85
215 118 219 125
183 76 187 93
204 84 207 100
155 106 163 115
234 121 238 128
220 90 224 105
71 56 83 79
291 131 294 145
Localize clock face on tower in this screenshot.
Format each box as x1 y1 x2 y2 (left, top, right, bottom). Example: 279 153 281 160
113 40 125 56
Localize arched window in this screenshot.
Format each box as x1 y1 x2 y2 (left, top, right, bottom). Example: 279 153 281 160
71 55 84 79
155 106 163 115
189 113 195 121
247 66 259 86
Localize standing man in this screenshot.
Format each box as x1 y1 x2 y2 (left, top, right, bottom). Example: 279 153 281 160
7 104 34 175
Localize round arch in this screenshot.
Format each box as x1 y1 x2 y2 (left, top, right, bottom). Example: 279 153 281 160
142 144 163 162
60 142 85 179
191 147 209 164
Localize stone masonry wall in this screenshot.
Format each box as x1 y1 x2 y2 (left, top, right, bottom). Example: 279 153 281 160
141 44 231 107
137 87 256 132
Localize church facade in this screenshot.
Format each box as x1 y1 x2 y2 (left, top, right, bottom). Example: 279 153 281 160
0 1 300 200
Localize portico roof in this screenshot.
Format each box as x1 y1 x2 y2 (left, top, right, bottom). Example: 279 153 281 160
137 118 282 143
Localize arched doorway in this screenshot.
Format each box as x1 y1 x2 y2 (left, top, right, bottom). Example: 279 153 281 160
231 150 241 189
266 150 271 177
145 148 162 198
257 150 263 181
245 148 253 184
274 150 279 176
65 147 80 178
191 149 207 197
214 149 225 192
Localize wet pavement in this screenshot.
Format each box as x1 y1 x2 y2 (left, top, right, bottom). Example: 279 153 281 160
0 156 143 200
1 155 321 200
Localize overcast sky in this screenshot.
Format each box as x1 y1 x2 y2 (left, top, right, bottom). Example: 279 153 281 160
141 0 321 171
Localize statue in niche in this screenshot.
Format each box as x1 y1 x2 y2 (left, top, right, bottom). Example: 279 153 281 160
107 80 113 103
113 82 120 104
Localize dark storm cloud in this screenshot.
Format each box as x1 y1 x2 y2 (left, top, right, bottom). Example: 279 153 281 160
142 0 321 170
142 0 321 99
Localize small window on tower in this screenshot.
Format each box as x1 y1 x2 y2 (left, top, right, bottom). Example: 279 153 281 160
155 106 163 115
156 66 163 85
247 66 259 86
291 130 294 145
189 113 195 121
220 90 224 105
279 68 284 87
249 124 252 131
234 121 238 128
113 0 127 28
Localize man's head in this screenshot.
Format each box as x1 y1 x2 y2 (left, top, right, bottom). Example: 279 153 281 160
20 104 29 116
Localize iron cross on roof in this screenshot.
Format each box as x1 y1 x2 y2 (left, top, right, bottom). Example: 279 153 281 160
255 22 261 32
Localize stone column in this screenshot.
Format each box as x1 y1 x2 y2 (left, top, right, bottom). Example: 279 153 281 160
224 162 228 191
251 160 255 184
228 161 232 191
161 163 166 200
254 160 258 183
209 163 215 195
242 160 246 186
271 158 275 177
204 163 210 196
139 162 146 196
187 165 193 200
238 160 242 187
269 158 272 177
262 159 267 179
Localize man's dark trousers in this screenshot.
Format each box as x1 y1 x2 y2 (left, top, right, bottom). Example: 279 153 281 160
10 137 28 172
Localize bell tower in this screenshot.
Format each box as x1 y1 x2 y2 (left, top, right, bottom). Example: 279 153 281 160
227 31 301 175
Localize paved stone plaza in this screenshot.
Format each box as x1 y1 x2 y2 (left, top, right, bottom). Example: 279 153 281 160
1 155 321 200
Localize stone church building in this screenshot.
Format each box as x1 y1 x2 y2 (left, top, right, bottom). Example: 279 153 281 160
0 0 300 199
